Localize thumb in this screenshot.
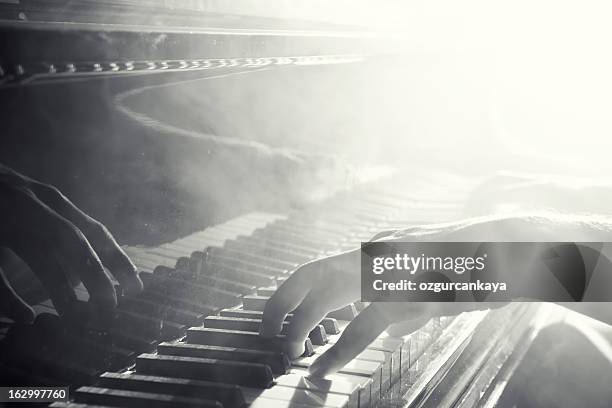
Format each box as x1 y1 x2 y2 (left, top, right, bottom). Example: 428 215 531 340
0 268 35 323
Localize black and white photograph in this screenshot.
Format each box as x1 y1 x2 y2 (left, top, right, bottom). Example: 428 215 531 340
1 1 611 407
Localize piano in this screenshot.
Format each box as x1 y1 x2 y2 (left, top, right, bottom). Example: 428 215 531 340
0 2 555 407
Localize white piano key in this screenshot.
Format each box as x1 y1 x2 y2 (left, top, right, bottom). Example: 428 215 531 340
243 385 350 408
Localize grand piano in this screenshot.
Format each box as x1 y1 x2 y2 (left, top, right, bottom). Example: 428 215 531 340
0 2 559 407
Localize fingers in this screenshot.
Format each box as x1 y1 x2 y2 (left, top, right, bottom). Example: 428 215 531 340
11 242 79 319
13 189 117 311
31 183 142 295
283 290 336 358
309 303 390 377
0 267 35 323
49 214 117 310
260 266 313 338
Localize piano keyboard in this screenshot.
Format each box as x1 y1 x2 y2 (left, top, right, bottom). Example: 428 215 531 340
0 173 541 407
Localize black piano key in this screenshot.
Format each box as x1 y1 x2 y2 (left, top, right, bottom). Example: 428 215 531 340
136 353 274 388
204 316 327 345
98 372 245 408
139 289 219 316
157 342 290 375
141 273 242 308
236 234 321 256
243 295 357 322
115 310 162 338
327 304 358 321
224 240 310 263
175 256 191 271
205 262 278 286
251 228 324 249
305 325 327 345
206 247 296 270
119 295 204 326
107 329 159 353
74 386 222 408
155 263 257 295
241 295 269 311
218 309 340 335
116 310 186 340
186 327 314 357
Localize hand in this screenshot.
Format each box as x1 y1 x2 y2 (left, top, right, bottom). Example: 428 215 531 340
0 164 143 324
259 249 361 358
259 245 497 376
260 215 579 377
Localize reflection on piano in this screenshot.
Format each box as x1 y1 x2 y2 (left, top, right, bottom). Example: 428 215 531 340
0 2 554 407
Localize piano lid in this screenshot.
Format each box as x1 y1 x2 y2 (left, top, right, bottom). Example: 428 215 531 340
0 0 395 87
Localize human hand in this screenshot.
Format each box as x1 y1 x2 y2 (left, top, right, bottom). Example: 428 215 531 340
260 215 562 377
0 164 142 324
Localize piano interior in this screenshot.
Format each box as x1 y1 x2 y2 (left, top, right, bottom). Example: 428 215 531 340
1 1 609 407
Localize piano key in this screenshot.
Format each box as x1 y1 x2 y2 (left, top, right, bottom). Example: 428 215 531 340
208 258 286 278
325 334 404 384
135 353 274 388
236 234 322 256
290 368 372 408
115 310 186 340
74 386 222 408
242 295 270 311
204 316 327 345
157 341 290 375
204 263 277 287
248 398 338 408
98 372 245 408
175 256 191 271
218 309 340 335
242 386 350 408
224 240 311 263
139 289 219 315
118 296 204 326
243 295 357 322
154 265 257 295
140 273 242 308
292 348 383 399
114 310 162 338
252 228 330 250
274 373 360 408
327 304 358 321
186 327 315 357
207 246 297 270
107 329 159 353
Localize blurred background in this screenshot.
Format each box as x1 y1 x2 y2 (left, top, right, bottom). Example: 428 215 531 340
2 0 612 245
